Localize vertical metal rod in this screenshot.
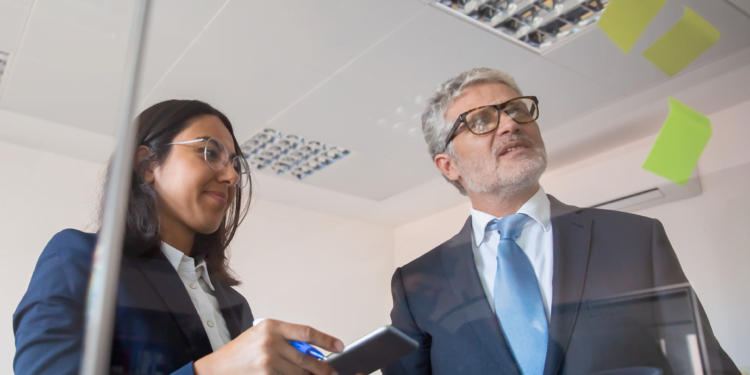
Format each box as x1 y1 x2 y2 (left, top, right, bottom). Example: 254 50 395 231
689 287 712 374
79 1 150 374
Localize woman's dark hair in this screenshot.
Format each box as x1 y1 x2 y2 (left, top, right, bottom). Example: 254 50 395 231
100 99 251 286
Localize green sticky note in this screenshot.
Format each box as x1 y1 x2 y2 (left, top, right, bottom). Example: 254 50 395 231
597 0 667 53
642 7 720 77
642 98 712 185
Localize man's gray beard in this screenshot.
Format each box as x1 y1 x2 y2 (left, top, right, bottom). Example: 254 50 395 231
455 135 548 199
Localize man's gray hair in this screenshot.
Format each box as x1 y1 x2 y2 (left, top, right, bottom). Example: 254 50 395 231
421 67 523 195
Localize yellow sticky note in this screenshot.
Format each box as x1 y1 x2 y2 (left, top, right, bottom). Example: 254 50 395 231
597 0 667 53
642 7 720 77
642 98 712 185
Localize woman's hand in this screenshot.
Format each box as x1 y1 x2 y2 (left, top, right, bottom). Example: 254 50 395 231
193 319 344 375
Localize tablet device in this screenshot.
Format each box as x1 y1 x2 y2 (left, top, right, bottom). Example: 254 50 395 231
326 326 418 375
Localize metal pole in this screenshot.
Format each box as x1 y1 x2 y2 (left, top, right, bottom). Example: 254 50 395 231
689 287 712 374
79 1 149 374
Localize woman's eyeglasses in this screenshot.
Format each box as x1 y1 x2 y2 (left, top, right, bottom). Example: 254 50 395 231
444 96 539 151
167 137 250 188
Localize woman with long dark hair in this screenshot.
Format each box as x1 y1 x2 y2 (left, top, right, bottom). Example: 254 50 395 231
13 100 345 375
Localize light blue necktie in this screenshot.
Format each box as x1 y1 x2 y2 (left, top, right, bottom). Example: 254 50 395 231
487 214 548 375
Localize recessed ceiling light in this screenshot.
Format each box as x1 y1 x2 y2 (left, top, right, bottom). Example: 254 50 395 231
240 128 351 180
436 0 609 50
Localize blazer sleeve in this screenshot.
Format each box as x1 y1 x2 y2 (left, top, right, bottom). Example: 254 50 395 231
13 230 97 374
13 230 200 375
381 267 432 375
650 219 740 375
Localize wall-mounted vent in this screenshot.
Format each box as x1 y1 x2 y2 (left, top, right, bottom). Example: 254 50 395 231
240 128 350 180
591 187 665 211
589 175 701 213
436 0 610 50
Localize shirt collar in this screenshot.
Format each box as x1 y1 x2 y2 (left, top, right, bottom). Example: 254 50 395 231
194 261 215 291
160 241 216 292
470 186 552 247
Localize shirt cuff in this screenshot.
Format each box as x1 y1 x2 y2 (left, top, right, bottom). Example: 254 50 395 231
171 361 196 375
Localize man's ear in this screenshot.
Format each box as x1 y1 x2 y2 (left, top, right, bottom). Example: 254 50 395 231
134 145 155 184
434 153 461 182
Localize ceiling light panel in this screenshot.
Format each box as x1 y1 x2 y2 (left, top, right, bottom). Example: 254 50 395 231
436 0 609 50
240 128 351 181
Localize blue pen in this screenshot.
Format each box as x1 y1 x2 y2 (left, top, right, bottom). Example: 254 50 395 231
290 340 326 360
253 319 326 360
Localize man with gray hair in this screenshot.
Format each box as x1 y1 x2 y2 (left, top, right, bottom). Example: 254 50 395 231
382 68 738 375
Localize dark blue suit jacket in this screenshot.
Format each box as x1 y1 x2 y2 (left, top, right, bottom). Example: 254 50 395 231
383 196 739 375
14 229 254 375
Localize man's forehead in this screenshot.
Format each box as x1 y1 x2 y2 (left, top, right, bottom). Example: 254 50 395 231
459 82 519 101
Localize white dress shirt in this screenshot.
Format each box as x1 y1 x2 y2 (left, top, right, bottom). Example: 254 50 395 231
160 242 231 352
470 186 554 321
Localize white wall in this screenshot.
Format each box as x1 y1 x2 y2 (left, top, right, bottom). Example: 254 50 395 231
0 139 393 373
229 198 394 346
0 140 105 373
394 200 469 268
393 99 750 369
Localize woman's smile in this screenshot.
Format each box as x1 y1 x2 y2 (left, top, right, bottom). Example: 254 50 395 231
204 190 228 206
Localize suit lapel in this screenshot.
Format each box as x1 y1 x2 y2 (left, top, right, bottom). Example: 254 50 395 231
211 277 243 340
543 196 592 375
131 249 214 359
441 217 522 375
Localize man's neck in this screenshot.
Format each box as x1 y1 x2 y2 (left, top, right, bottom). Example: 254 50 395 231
468 184 540 218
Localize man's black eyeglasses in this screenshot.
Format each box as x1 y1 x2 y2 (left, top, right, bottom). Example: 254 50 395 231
443 96 539 151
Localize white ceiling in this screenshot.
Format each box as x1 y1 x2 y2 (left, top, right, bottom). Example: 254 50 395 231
728 0 750 15
1 0 749 226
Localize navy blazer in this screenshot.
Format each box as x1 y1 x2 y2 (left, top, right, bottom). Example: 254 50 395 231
14 229 254 375
383 196 739 375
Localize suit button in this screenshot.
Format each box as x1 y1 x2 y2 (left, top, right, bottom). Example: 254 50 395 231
190 282 198 289
207 320 215 327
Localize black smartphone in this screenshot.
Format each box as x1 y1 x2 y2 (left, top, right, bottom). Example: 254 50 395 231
326 326 418 375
